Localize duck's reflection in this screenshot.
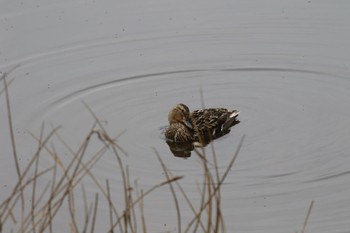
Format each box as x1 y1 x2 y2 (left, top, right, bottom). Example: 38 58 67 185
166 141 194 158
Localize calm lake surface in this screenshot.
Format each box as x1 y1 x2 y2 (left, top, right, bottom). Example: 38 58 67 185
1 1 350 232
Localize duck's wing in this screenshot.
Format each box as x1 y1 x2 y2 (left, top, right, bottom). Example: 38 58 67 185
191 108 240 136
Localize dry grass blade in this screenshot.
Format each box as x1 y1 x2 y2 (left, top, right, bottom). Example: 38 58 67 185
0 166 55 226
185 135 245 232
154 149 182 233
0 125 62 227
199 148 213 233
134 181 147 233
47 157 57 233
27 130 110 233
80 184 89 233
165 170 207 232
30 122 45 233
105 180 114 233
22 129 99 233
82 101 132 232
126 166 137 233
0 167 54 232
68 191 79 233
2 68 24 219
0 77 14 96
82 101 127 156
209 142 224 233
190 148 211 233
107 179 124 233
1 70 20 177
110 146 128 231
29 181 51 231
301 200 314 233
139 190 147 233
46 124 120 211
90 193 99 233
109 175 183 232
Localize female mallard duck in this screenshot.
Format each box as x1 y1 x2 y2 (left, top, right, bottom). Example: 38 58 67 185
165 103 240 146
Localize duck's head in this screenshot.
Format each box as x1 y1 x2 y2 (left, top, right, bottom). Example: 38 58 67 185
168 104 191 127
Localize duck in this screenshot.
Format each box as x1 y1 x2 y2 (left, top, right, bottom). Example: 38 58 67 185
165 103 240 146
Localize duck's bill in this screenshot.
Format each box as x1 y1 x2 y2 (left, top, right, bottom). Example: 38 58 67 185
184 120 193 129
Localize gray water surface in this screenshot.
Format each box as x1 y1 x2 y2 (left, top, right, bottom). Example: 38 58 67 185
1 1 350 232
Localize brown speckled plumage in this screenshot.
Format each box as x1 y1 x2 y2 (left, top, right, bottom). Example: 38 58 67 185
165 103 240 146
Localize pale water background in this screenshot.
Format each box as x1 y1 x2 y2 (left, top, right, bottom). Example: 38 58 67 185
1 0 350 232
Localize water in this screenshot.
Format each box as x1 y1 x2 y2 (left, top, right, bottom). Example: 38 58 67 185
1 0 350 232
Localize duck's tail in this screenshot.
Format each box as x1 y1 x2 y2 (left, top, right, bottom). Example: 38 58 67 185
223 110 240 131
